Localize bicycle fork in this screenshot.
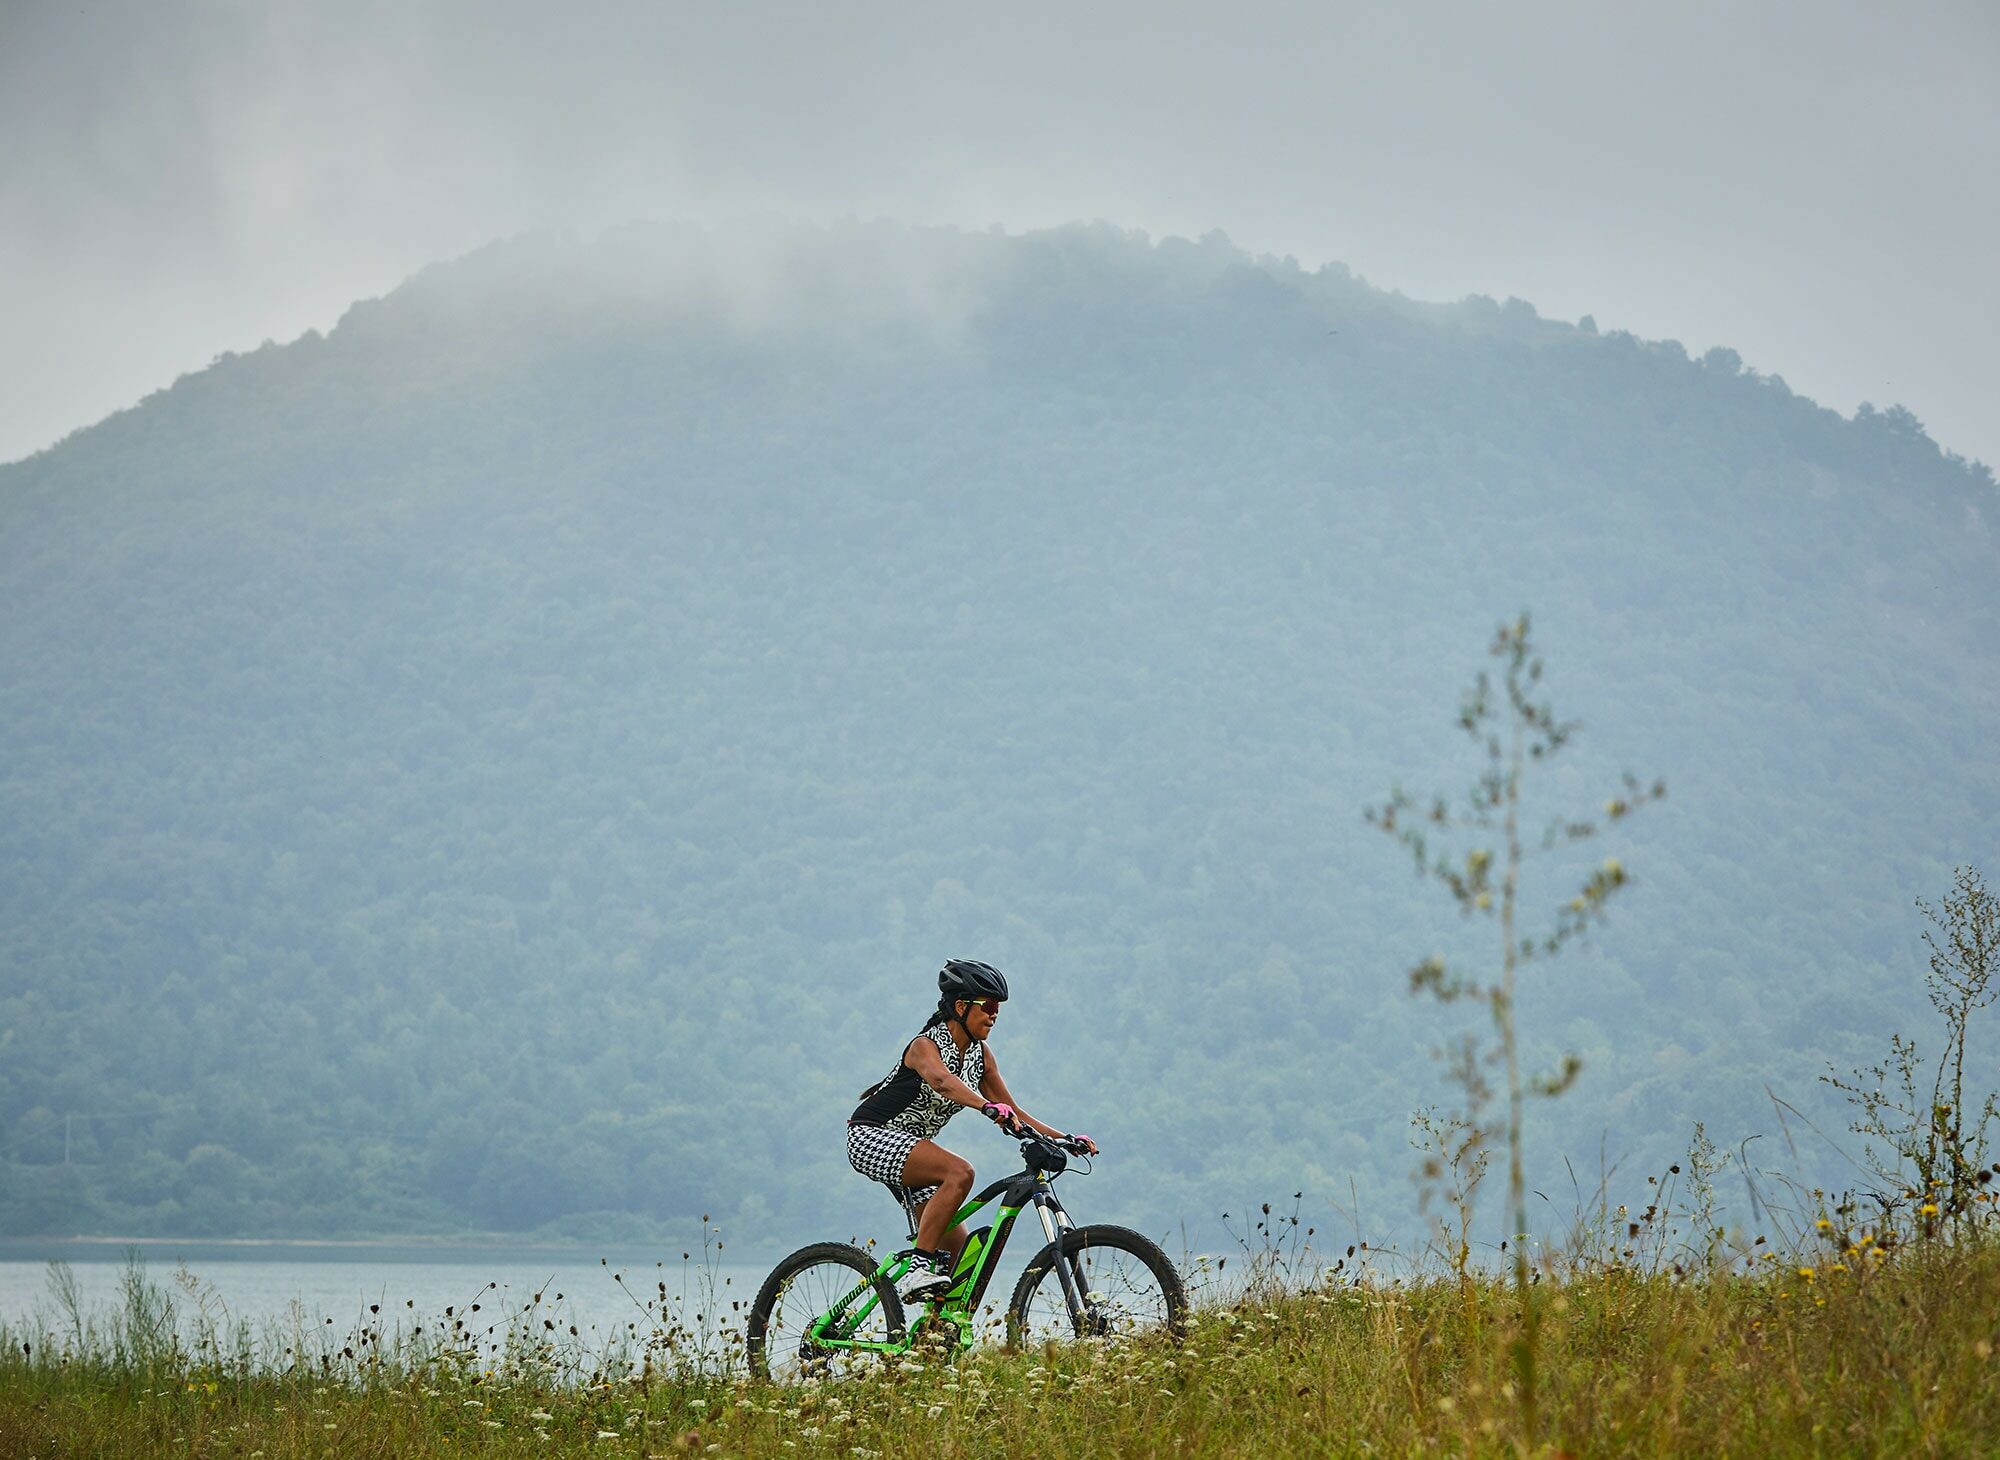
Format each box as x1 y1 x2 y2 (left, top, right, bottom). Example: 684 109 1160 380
1032 1189 1098 1335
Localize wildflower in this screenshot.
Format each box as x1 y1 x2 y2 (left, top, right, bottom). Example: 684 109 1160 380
1920 1203 1940 1216
595 1432 621 1441
1814 1218 1830 1231
1797 1268 1816 1281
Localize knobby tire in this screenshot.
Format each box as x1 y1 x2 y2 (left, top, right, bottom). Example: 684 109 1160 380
746 1241 906 1382
1005 1224 1187 1351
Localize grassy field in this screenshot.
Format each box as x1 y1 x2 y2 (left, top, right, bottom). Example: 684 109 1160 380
4 1229 1998 1459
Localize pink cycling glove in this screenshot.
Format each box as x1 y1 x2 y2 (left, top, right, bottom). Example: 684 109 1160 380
981 1101 1017 1127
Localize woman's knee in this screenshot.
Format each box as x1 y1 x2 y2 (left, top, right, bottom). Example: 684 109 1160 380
944 1157 974 1191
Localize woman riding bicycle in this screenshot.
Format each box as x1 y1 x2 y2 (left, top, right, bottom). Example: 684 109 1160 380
847 959 1097 1301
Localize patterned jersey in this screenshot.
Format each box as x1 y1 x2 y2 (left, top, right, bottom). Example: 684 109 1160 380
849 1024 986 1138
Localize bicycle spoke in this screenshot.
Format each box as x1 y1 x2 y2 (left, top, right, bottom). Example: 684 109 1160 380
761 1261 897 1381
1016 1241 1177 1346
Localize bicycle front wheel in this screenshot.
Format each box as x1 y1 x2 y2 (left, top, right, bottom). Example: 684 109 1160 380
1005 1224 1187 1351
746 1242 906 1382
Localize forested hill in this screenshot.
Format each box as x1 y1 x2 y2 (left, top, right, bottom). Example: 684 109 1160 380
2 221 1994 1247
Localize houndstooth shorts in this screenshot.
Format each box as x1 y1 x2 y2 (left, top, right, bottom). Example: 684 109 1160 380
846 1122 939 1212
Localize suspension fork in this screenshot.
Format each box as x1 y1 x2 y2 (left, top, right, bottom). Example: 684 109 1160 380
1032 1189 1092 1333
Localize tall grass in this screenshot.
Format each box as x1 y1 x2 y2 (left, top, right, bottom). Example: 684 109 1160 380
6 1208 1998 1458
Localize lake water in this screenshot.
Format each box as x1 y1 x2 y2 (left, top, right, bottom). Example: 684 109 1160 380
0 1234 1214 1367
0 1241 774 1361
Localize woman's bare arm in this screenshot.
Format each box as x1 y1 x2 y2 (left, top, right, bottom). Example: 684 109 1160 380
904 1036 990 1112
979 1049 1086 1145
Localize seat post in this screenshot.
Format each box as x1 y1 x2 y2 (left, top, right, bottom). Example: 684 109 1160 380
885 1181 922 1243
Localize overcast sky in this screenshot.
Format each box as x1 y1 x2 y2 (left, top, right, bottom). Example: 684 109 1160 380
4 0 1996 470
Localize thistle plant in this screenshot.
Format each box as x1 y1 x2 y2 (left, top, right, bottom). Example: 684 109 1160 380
1368 612 1662 1441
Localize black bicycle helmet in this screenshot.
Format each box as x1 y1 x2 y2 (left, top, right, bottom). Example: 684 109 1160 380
938 959 1009 1004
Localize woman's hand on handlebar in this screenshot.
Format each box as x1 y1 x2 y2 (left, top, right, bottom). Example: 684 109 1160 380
1059 1132 1098 1155
981 1101 1023 1134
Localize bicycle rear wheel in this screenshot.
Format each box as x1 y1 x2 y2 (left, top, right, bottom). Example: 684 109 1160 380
746 1242 906 1381
1005 1224 1186 1350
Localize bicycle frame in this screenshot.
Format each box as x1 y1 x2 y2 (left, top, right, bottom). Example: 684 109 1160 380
804 1144 1086 1356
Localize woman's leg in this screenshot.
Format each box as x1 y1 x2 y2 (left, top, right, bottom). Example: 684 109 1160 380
899 1139 974 1257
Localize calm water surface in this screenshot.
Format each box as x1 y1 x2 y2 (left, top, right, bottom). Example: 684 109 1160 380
0 1242 772 1355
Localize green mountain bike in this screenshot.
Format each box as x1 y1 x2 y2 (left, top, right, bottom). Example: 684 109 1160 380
746 1130 1186 1380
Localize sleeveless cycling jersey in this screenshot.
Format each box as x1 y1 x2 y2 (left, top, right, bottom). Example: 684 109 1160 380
849 1023 985 1139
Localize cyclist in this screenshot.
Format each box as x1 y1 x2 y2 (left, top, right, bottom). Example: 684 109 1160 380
847 959 1097 1302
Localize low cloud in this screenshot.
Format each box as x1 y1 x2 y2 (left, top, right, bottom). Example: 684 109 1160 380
3 0 1996 466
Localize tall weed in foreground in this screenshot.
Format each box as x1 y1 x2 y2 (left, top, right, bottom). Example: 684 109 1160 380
8 1232 2000 1457
1826 864 2000 1239
1369 612 1663 1443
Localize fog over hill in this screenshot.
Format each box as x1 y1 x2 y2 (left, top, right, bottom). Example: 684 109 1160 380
2 221 1994 1249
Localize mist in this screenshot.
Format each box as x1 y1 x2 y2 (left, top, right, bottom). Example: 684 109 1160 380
3 0 1996 468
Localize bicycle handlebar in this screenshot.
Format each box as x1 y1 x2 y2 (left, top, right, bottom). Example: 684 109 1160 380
982 1103 1096 1155
1018 1129 1095 1155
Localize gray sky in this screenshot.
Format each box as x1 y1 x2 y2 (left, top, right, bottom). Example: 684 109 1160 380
4 0 1996 469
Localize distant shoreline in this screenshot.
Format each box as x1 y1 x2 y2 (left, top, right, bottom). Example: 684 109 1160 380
0 1235 677 1256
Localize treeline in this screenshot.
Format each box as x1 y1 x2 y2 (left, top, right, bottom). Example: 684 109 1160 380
0 221 1994 1246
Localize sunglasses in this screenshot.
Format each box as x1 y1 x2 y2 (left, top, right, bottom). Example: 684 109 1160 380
961 998 1002 1016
